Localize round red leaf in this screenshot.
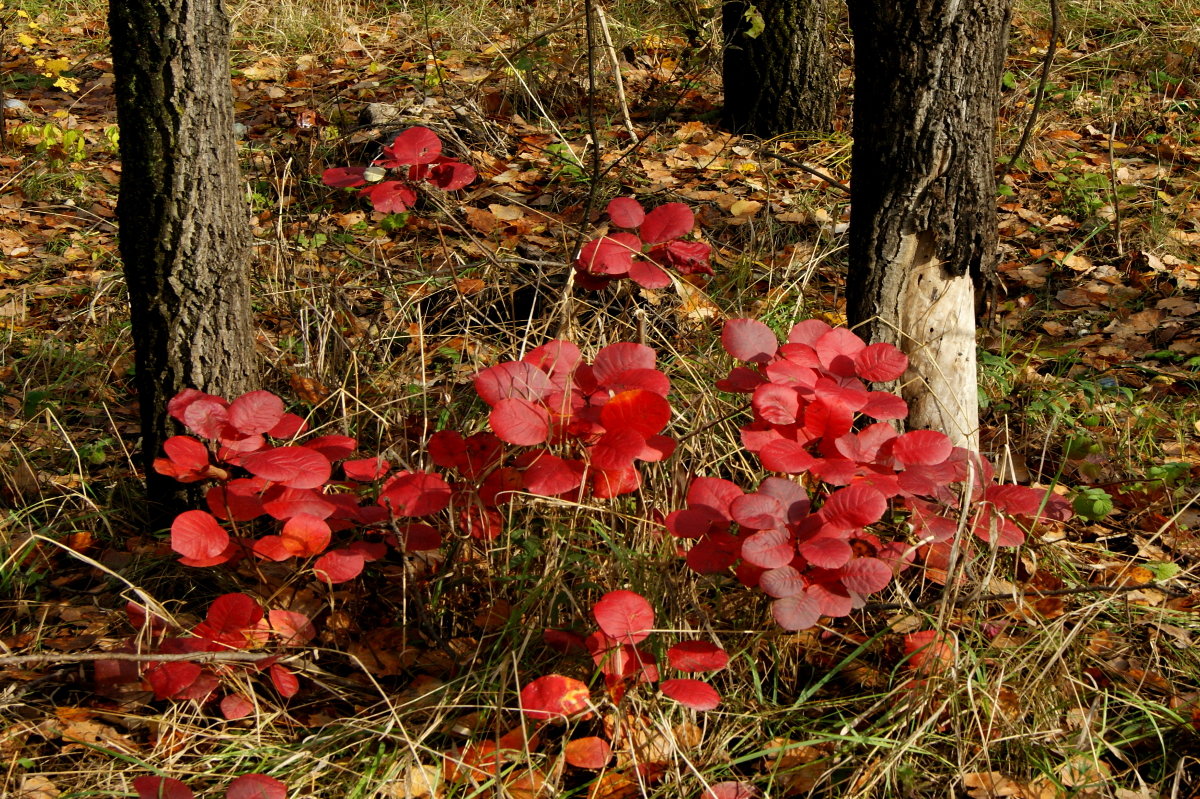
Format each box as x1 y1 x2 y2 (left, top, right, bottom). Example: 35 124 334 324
722 318 779 364
639 202 694 245
740 528 794 569
854 342 909 382
134 777 195 799
592 590 654 644
758 439 816 474
171 510 230 561
268 610 316 646
226 773 288 799
759 565 806 598
771 593 822 631
821 483 888 529
564 736 612 769
378 471 452 517
279 513 331 557
660 678 720 710
228 391 285 436
592 342 657 385
490 398 551 446
269 664 300 698
839 557 893 594
241 446 331 490
313 549 365 583
520 674 591 720
220 693 255 721
378 125 442 165
474 361 554 405
607 196 646 228
730 493 786 530
892 430 953 467
751 383 800 425
667 641 729 672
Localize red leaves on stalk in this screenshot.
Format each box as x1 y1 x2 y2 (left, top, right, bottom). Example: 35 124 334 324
574 197 711 289
241 447 331 490
323 126 474 213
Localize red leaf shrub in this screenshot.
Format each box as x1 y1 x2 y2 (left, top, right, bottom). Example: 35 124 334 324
322 126 475 214
574 196 712 290
667 318 1073 632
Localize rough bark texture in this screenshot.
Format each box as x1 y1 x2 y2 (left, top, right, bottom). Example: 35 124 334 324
845 0 1011 450
110 0 257 518
722 0 835 136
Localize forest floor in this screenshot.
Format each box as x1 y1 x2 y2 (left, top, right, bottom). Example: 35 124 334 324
2 0 1200 797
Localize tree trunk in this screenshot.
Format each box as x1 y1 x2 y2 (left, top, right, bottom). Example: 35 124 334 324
110 0 257 520
722 0 835 136
845 0 1010 451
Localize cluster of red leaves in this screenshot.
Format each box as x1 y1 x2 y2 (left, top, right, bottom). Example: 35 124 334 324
574 196 712 290
519 591 728 770
156 388 426 584
468 339 676 503
96 594 313 715
322 126 475 213
666 318 1073 631
133 773 286 799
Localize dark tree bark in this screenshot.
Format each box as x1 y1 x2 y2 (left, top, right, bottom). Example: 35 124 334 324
845 0 1011 449
722 0 835 136
110 0 257 519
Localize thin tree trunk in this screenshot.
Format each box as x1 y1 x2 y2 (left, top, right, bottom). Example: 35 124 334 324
845 0 1011 451
110 0 257 522
723 0 835 136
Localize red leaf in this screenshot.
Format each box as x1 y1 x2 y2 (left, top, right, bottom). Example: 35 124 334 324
146 661 203 700
592 590 654 644
592 342 657 385
269 664 300 698
758 565 806 598
322 166 367 187
474 361 554 405
639 202 694 245
701 781 758 799
341 457 389 481
814 327 865 377
666 641 729 672
275 513 329 557
267 413 308 439
378 471 452 516
268 610 316 646
656 239 712 275
660 678 720 710
855 343 908 382
722 318 779 364
628 258 672 288
771 593 822 630
183 397 231 439
520 674 591 720
171 510 230 562
839 557 893 594
797 534 853 568
199 593 263 639
607 196 646 228
313 549 365 583
220 694 255 721
156 436 211 482
757 439 816 474
378 126 442 166
302 434 358 462
359 181 417 213
730 493 785 530
564 736 613 769
522 452 584 496
685 477 743 517
489 398 551 445
575 233 640 276
892 430 953 466
426 159 476 190
133 776 196 799
261 486 335 521
226 773 288 799
821 484 888 530
752 383 800 425
241 447 331 490
590 428 646 470
740 528 793 569
228 391 285 436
